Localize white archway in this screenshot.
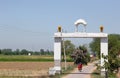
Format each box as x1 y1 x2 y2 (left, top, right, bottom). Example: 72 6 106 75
49 32 108 76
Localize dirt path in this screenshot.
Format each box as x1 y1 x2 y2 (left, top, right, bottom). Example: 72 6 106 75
62 62 97 78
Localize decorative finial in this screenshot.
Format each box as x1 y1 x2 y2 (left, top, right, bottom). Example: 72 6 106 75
58 26 62 32
74 19 87 32
100 26 104 32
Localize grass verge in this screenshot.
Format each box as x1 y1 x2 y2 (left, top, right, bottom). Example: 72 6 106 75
91 69 103 78
49 64 76 78
91 69 117 78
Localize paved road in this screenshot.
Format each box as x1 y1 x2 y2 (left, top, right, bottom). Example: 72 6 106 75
62 62 96 78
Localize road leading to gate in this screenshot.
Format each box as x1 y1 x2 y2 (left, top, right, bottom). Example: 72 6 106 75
62 62 97 78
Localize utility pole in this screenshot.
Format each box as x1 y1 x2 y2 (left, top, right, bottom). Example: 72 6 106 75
63 38 67 70
62 29 67 70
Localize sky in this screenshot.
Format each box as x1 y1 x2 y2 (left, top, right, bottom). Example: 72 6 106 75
0 0 120 51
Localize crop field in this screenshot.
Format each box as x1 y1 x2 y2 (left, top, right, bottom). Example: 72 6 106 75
0 55 73 62
0 55 74 77
0 55 54 62
0 62 53 77
0 62 73 77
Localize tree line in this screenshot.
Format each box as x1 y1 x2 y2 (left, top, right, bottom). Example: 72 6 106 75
0 48 53 55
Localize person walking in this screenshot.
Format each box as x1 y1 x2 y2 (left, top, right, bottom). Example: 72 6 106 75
78 62 82 72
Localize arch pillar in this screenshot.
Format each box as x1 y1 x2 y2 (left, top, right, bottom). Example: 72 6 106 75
54 37 62 73
100 37 108 76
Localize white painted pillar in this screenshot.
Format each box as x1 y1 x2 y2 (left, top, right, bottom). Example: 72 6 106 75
54 37 62 73
100 37 108 76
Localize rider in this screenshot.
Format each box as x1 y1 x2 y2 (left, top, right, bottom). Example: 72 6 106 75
78 62 82 71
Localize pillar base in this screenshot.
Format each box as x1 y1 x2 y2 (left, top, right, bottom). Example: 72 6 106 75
54 66 61 74
101 71 108 78
49 66 61 75
101 71 105 76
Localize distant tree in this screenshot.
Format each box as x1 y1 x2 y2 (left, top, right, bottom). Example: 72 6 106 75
49 50 54 55
79 45 90 64
1 49 12 55
79 45 88 54
46 49 50 55
0 48 53 55
61 40 75 60
21 49 28 55
40 49 45 55
71 45 90 65
90 38 100 58
14 49 20 55
33 51 40 55
0 49 1 54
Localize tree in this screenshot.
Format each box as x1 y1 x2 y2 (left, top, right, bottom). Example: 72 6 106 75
90 38 100 58
21 49 28 55
40 49 45 55
90 34 120 74
14 49 20 55
61 40 75 60
1 49 12 55
0 49 1 54
61 40 75 55
108 34 120 74
71 45 90 65
46 49 50 55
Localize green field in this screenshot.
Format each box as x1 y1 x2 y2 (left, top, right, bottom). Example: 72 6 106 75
0 55 54 62
0 55 73 62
